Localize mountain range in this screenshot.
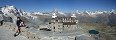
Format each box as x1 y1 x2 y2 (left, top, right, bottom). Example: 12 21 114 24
0 5 116 27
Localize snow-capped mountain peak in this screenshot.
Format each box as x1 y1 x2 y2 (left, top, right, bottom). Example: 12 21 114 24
1 5 17 13
0 5 25 17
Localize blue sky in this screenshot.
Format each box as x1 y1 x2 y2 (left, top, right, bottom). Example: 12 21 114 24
0 0 116 12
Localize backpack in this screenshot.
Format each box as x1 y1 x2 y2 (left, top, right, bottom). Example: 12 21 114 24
19 21 26 27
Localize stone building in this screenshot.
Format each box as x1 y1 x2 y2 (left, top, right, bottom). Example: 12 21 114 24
49 13 78 32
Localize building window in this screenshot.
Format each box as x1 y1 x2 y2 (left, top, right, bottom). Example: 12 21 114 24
58 20 60 22
56 20 58 22
65 18 66 20
49 23 51 24
54 27 55 29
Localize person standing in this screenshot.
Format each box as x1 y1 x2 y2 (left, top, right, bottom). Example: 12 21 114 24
0 14 4 26
0 20 4 26
14 17 25 37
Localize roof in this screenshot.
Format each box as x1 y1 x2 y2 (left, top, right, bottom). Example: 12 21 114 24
52 16 76 20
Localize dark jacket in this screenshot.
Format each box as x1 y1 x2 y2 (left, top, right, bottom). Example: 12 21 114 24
16 20 22 27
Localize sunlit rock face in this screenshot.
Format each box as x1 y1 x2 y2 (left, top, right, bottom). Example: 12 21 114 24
0 5 20 24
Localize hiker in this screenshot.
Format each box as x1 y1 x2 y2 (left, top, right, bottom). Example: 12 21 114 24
14 17 25 37
0 20 4 26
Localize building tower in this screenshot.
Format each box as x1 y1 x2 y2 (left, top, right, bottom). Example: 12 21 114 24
71 13 78 23
52 9 57 18
71 13 76 18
